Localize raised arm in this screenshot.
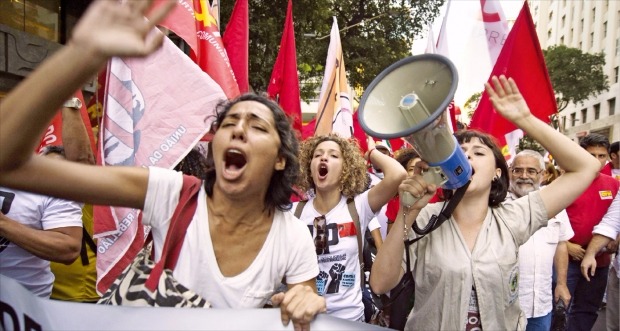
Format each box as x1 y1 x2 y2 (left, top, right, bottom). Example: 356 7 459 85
0 0 173 172
0 1 175 208
61 103 95 165
366 148 407 213
485 76 600 218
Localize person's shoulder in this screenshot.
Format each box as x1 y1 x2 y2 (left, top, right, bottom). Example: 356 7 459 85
276 210 310 233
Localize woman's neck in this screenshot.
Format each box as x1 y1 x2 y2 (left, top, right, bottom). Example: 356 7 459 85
208 187 271 227
312 188 343 215
452 193 489 225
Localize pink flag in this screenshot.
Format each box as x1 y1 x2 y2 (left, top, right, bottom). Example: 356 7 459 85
222 0 249 93
94 33 227 294
470 1 556 159
267 0 302 133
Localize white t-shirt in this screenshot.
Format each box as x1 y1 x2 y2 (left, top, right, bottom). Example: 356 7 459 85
368 172 388 239
292 191 375 321
0 187 83 297
518 209 573 318
143 167 319 308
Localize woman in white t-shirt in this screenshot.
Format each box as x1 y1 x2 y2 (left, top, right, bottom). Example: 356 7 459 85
0 2 325 330
370 76 602 331
293 134 406 321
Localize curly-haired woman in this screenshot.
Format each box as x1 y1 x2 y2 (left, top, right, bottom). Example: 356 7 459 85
293 134 406 321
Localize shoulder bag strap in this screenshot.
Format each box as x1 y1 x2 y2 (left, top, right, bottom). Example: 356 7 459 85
79 227 98 266
145 175 202 291
294 200 308 219
346 197 365 287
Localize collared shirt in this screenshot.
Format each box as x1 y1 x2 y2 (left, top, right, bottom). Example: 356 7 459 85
404 191 547 331
509 190 574 318
592 193 620 278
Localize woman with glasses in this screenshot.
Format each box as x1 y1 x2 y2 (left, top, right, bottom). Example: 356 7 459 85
0 2 325 330
370 76 601 331
294 135 406 322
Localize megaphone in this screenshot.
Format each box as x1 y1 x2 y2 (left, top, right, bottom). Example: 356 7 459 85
358 54 472 208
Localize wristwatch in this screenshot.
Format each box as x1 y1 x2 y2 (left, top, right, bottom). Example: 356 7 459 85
63 97 82 110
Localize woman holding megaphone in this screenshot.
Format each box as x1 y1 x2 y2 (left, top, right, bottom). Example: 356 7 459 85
370 76 601 331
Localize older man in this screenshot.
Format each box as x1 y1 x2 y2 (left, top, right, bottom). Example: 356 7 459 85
507 150 573 331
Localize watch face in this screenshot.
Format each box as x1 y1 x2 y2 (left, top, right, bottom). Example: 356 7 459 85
65 98 82 109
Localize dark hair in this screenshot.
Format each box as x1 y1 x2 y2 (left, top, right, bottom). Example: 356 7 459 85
174 148 208 179
610 141 619 155
204 94 299 212
40 145 65 157
443 130 509 207
579 133 610 153
394 148 420 169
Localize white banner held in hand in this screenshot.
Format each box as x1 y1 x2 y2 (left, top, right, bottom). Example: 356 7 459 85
0 275 388 331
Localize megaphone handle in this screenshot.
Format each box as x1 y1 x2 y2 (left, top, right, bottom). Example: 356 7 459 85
400 168 447 208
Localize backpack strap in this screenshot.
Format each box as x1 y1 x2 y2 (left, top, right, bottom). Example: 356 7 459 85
345 197 365 288
294 200 308 219
145 175 202 291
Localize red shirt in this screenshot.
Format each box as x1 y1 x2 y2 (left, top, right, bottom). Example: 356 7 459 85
601 162 613 176
566 174 619 267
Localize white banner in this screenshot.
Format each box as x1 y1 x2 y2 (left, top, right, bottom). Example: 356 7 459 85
0 275 388 330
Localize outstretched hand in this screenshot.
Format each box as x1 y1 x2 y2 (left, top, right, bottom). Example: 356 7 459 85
484 75 532 124
71 0 176 60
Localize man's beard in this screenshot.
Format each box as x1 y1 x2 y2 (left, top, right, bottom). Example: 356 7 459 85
510 178 540 198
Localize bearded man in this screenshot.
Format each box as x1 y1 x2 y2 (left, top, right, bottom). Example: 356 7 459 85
507 150 573 331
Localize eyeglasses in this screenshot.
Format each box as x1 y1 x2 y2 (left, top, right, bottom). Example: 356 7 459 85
511 167 543 176
313 216 327 254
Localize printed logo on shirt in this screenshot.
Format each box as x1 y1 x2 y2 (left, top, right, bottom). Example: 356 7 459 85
599 190 613 200
508 265 519 305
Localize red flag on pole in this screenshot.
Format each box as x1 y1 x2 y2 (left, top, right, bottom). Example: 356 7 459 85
193 0 240 99
267 0 302 133
222 0 249 93
153 0 240 99
470 1 556 159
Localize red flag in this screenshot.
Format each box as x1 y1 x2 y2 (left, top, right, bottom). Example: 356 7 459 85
470 1 556 158
36 91 96 154
267 0 302 133
94 33 227 294
193 0 240 99
153 0 240 99
222 0 249 93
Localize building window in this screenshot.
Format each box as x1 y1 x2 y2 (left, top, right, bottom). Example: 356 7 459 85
592 8 596 22
579 41 583 50
562 15 566 28
603 22 607 37
581 108 587 123
594 104 600 120
580 19 584 31
615 66 619 83
0 0 61 42
560 36 565 45
616 38 619 55
590 32 594 48
571 113 577 126
548 29 553 39
549 11 553 21
609 98 616 116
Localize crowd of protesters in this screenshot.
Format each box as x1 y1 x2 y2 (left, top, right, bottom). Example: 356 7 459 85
1 1 619 331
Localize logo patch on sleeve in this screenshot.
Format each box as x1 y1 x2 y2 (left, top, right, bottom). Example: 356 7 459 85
599 190 613 200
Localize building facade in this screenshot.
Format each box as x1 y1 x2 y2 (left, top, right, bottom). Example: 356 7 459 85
530 0 619 143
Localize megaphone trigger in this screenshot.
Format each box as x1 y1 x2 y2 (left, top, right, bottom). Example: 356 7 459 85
399 166 448 208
